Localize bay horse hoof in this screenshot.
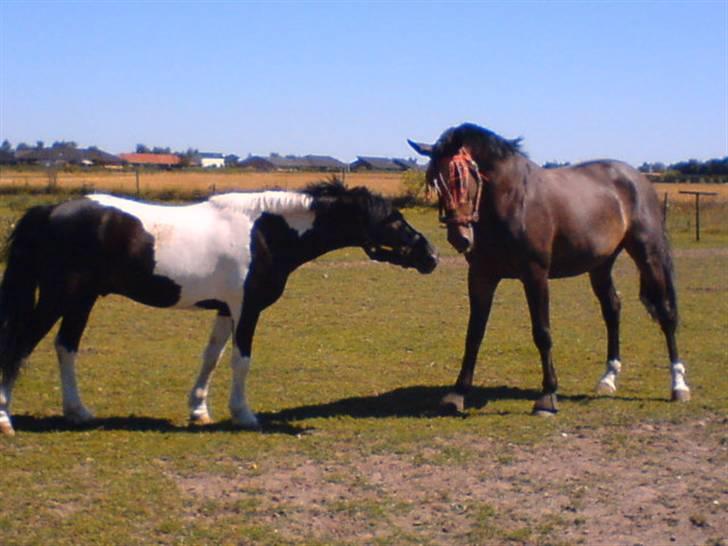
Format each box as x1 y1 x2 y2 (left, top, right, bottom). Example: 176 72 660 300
0 419 15 436
671 388 691 402
596 380 617 395
189 414 214 426
532 394 558 416
440 392 465 415
64 406 95 425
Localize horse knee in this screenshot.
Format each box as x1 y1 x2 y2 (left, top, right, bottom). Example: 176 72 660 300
531 326 552 352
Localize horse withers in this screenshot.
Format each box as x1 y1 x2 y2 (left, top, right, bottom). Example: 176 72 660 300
409 123 689 415
0 181 438 435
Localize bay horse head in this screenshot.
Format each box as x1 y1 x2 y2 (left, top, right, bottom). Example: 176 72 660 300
408 123 522 254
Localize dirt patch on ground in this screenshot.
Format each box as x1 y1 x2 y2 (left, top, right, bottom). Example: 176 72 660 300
174 417 727 545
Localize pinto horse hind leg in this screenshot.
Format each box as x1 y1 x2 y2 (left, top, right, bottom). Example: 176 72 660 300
626 234 690 401
0 291 64 435
589 259 623 395
55 296 98 425
188 312 233 425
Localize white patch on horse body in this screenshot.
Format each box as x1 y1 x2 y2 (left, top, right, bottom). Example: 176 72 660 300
55 340 94 423
87 192 314 309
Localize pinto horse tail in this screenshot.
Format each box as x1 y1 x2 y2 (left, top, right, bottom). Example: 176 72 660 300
0 205 52 385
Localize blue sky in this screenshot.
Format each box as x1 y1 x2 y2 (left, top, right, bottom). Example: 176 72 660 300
1 1 726 165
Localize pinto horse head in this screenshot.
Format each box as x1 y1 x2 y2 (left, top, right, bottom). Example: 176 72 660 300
362 208 438 274
306 180 438 274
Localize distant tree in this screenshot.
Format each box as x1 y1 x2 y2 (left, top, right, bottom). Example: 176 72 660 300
35 140 44 150
224 154 239 167
51 140 77 149
152 146 171 154
136 144 150 153
16 142 30 151
0 140 12 152
543 160 571 169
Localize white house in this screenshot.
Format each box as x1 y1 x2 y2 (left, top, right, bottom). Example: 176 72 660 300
199 152 225 168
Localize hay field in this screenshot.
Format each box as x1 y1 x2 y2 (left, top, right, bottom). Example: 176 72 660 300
1 167 725 202
0 169 405 196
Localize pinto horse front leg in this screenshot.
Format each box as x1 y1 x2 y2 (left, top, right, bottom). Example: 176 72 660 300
228 307 261 429
522 271 559 415
441 270 499 414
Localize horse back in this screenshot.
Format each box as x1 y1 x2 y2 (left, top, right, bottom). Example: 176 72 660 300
526 160 655 277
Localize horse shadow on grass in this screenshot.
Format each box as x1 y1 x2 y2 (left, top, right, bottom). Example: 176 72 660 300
11 385 663 435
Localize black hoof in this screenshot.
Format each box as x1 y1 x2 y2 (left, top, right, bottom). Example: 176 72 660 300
532 393 558 416
439 392 465 416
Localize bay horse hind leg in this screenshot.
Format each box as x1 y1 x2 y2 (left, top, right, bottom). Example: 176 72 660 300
441 272 499 415
188 312 233 426
54 295 98 425
523 269 559 416
625 235 690 401
589 259 624 395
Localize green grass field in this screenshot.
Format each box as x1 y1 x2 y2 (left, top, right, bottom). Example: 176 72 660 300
0 192 726 545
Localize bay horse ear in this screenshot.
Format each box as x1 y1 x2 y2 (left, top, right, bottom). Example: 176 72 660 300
407 139 434 157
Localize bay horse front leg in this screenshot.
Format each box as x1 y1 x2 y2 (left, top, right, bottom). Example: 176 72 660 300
523 269 558 415
228 307 261 429
188 312 233 425
441 270 499 414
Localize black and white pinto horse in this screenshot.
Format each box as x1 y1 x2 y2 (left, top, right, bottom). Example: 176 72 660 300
0 181 438 435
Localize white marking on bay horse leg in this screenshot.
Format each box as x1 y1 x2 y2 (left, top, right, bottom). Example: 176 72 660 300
0 378 16 435
670 361 691 401
188 315 232 424
229 348 259 429
55 339 94 424
596 359 621 394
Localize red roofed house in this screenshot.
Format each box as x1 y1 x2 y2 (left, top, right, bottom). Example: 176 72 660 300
119 153 181 168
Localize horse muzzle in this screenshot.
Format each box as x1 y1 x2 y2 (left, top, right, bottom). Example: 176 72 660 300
447 223 474 254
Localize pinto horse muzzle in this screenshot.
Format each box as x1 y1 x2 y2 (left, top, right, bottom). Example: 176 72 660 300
364 234 438 274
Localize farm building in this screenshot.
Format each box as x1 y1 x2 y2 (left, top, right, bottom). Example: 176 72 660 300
119 153 181 168
350 156 419 171
238 154 346 172
199 152 225 169
14 146 123 167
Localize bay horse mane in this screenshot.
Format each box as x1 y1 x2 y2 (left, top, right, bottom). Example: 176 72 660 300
433 123 524 169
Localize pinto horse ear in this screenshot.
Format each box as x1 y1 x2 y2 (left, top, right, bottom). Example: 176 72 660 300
407 139 434 157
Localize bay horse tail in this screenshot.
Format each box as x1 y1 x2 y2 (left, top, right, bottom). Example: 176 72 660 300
0 205 52 385
624 205 679 341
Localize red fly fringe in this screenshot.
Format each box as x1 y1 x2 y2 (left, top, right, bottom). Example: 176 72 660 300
435 148 487 224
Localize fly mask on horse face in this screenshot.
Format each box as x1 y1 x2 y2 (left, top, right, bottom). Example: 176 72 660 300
427 147 487 254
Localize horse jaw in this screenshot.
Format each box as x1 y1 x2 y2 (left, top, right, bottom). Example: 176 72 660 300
447 224 474 254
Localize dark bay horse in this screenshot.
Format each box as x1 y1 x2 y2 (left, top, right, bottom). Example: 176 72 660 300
409 123 689 415
0 181 438 435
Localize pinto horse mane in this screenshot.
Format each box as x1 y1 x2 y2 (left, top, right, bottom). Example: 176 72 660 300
303 178 393 223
